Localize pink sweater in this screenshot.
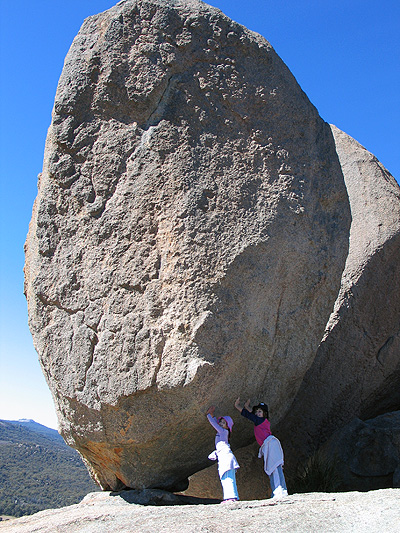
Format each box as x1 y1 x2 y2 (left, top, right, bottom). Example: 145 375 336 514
240 409 271 446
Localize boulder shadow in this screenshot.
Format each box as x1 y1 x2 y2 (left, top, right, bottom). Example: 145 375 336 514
111 488 220 506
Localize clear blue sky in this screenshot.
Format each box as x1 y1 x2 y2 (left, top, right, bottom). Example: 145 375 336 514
0 0 399 430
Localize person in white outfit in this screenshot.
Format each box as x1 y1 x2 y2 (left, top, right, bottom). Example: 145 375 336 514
206 406 240 502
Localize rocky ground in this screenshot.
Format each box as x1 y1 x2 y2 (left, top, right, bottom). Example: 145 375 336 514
1 489 399 532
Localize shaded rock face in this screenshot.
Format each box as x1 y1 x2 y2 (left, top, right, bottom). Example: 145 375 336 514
277 126 400 474
324 411 400 491
24 0 352 490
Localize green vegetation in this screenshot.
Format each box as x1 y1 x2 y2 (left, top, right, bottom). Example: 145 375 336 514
288 450 341 494
0 420 100 517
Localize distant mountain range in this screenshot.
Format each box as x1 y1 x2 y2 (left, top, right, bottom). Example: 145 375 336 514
0 419 100 517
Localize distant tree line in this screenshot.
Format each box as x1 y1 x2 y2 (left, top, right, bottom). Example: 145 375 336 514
0 420 100 517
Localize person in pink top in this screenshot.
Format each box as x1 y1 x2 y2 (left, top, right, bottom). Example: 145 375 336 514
206 406 240 502
234 398 288 499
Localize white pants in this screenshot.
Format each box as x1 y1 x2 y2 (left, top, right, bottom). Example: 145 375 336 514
220 469 239 500
269 465 288 499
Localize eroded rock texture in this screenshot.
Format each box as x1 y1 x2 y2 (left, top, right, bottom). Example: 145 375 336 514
25 0 352 490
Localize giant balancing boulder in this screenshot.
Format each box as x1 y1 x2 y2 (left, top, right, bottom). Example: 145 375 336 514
26 0 384 492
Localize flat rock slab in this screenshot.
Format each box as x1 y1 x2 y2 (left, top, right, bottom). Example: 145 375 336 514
2 490 400 533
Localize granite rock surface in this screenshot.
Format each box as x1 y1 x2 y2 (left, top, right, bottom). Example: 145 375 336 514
2 490 400 533
323 411 400 491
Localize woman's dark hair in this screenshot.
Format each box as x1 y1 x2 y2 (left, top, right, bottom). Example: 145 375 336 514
252 402 269 419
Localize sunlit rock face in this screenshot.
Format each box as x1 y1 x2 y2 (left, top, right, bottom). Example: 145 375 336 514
24 0 351 490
